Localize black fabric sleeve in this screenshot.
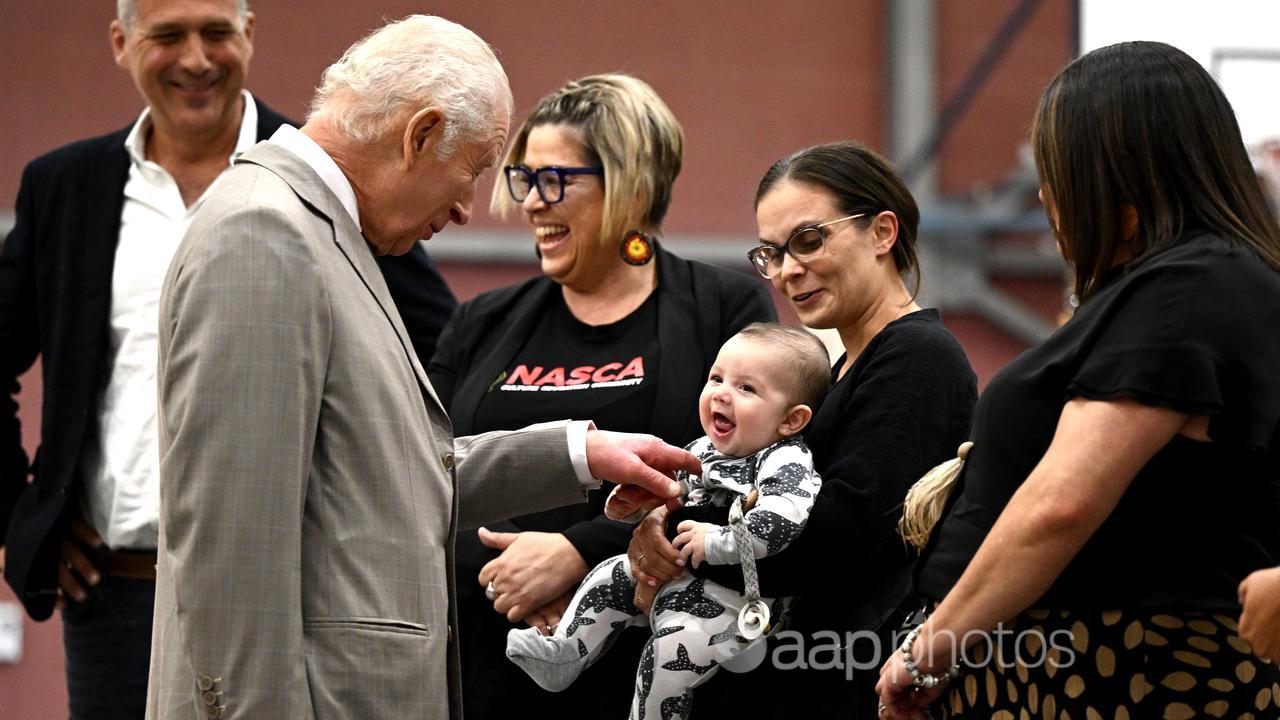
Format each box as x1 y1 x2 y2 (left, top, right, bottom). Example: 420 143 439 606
561 498 634 569
425 298 471 413
377 242 458 370
0 162 41 542
691 324 977 600
1069 249 1280 453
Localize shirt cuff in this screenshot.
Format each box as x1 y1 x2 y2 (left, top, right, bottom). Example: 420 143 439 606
567 420 597 490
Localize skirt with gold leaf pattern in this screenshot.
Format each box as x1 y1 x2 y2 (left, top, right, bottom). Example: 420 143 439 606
935 608 1280 720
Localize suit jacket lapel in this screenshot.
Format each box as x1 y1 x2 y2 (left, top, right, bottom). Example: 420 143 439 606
80 135 133 354
234 143 443 413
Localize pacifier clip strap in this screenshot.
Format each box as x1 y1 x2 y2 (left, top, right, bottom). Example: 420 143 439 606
730 492 770 639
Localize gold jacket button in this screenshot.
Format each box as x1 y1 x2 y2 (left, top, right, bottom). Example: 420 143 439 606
442 453 454 471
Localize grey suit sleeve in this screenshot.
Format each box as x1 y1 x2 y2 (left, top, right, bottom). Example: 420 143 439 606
452 421 592 531
157 207 327 718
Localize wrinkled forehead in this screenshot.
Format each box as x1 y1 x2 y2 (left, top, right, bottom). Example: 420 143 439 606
477 121 510 169
130 0 245 29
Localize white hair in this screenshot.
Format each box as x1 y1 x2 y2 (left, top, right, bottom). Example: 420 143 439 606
308 15 512 158
117 0 250 30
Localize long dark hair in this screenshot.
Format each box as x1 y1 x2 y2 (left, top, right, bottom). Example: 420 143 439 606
1033 41 1280 301
755 141 922 296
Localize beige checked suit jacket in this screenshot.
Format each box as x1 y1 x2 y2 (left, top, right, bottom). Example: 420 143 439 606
146 143 589 720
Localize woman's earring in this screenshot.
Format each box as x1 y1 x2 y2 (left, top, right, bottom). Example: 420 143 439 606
620 231 654 266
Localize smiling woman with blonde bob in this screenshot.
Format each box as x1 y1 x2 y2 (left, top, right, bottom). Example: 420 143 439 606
427 73 774 719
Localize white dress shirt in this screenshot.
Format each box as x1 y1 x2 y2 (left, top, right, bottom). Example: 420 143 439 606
265 126 595 486
79 91 261 550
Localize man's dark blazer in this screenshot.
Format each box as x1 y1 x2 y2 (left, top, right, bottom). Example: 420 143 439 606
0 98 458 620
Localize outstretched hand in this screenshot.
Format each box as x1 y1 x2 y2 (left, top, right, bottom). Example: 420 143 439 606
588 430 696 520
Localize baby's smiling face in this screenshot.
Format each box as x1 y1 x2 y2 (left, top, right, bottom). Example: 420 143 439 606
698 336 806 458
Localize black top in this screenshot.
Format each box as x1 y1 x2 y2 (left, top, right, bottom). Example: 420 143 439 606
680 309 978 631
468 291 658 545
918 232 1280 611
472 291 659 441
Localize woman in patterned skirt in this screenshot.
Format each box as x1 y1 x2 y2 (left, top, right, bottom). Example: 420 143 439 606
878 41 1280 719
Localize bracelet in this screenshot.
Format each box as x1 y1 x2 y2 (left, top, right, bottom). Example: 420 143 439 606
900 625 960 689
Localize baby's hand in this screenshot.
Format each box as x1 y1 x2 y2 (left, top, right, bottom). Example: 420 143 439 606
673 520 716 569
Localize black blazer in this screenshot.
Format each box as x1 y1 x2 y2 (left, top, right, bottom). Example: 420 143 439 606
0 98 458 619
428 245 776 564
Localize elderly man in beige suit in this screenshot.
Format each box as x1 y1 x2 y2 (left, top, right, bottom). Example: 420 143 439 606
146 15 696 720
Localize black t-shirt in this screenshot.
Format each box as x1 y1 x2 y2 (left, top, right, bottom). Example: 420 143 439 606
918 232 1280 611
472 291 659 440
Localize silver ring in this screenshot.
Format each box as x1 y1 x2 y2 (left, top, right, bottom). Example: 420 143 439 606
878 701 888 716
637 553 646 563
485 580 497 601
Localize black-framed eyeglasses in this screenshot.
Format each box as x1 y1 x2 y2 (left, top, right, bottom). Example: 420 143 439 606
746 213 865 279
504 164 604 205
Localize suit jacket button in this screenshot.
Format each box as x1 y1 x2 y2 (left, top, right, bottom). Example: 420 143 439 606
198 676 215 691
442 453 454 471
206 705 222 719
203 691 219 705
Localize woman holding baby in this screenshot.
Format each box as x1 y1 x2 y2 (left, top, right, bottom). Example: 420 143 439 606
627 140 979 718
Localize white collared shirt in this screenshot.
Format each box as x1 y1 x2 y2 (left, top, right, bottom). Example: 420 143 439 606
265 127 596 488
80 90 263 550
266 124 361 230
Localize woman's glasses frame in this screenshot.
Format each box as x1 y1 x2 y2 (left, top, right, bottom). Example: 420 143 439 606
504 164 604 205
746 213 866 279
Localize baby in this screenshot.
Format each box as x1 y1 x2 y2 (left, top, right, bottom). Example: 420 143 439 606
506 322 830 720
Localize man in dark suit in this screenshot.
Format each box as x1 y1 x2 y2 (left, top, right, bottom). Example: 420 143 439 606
0 2 456 717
